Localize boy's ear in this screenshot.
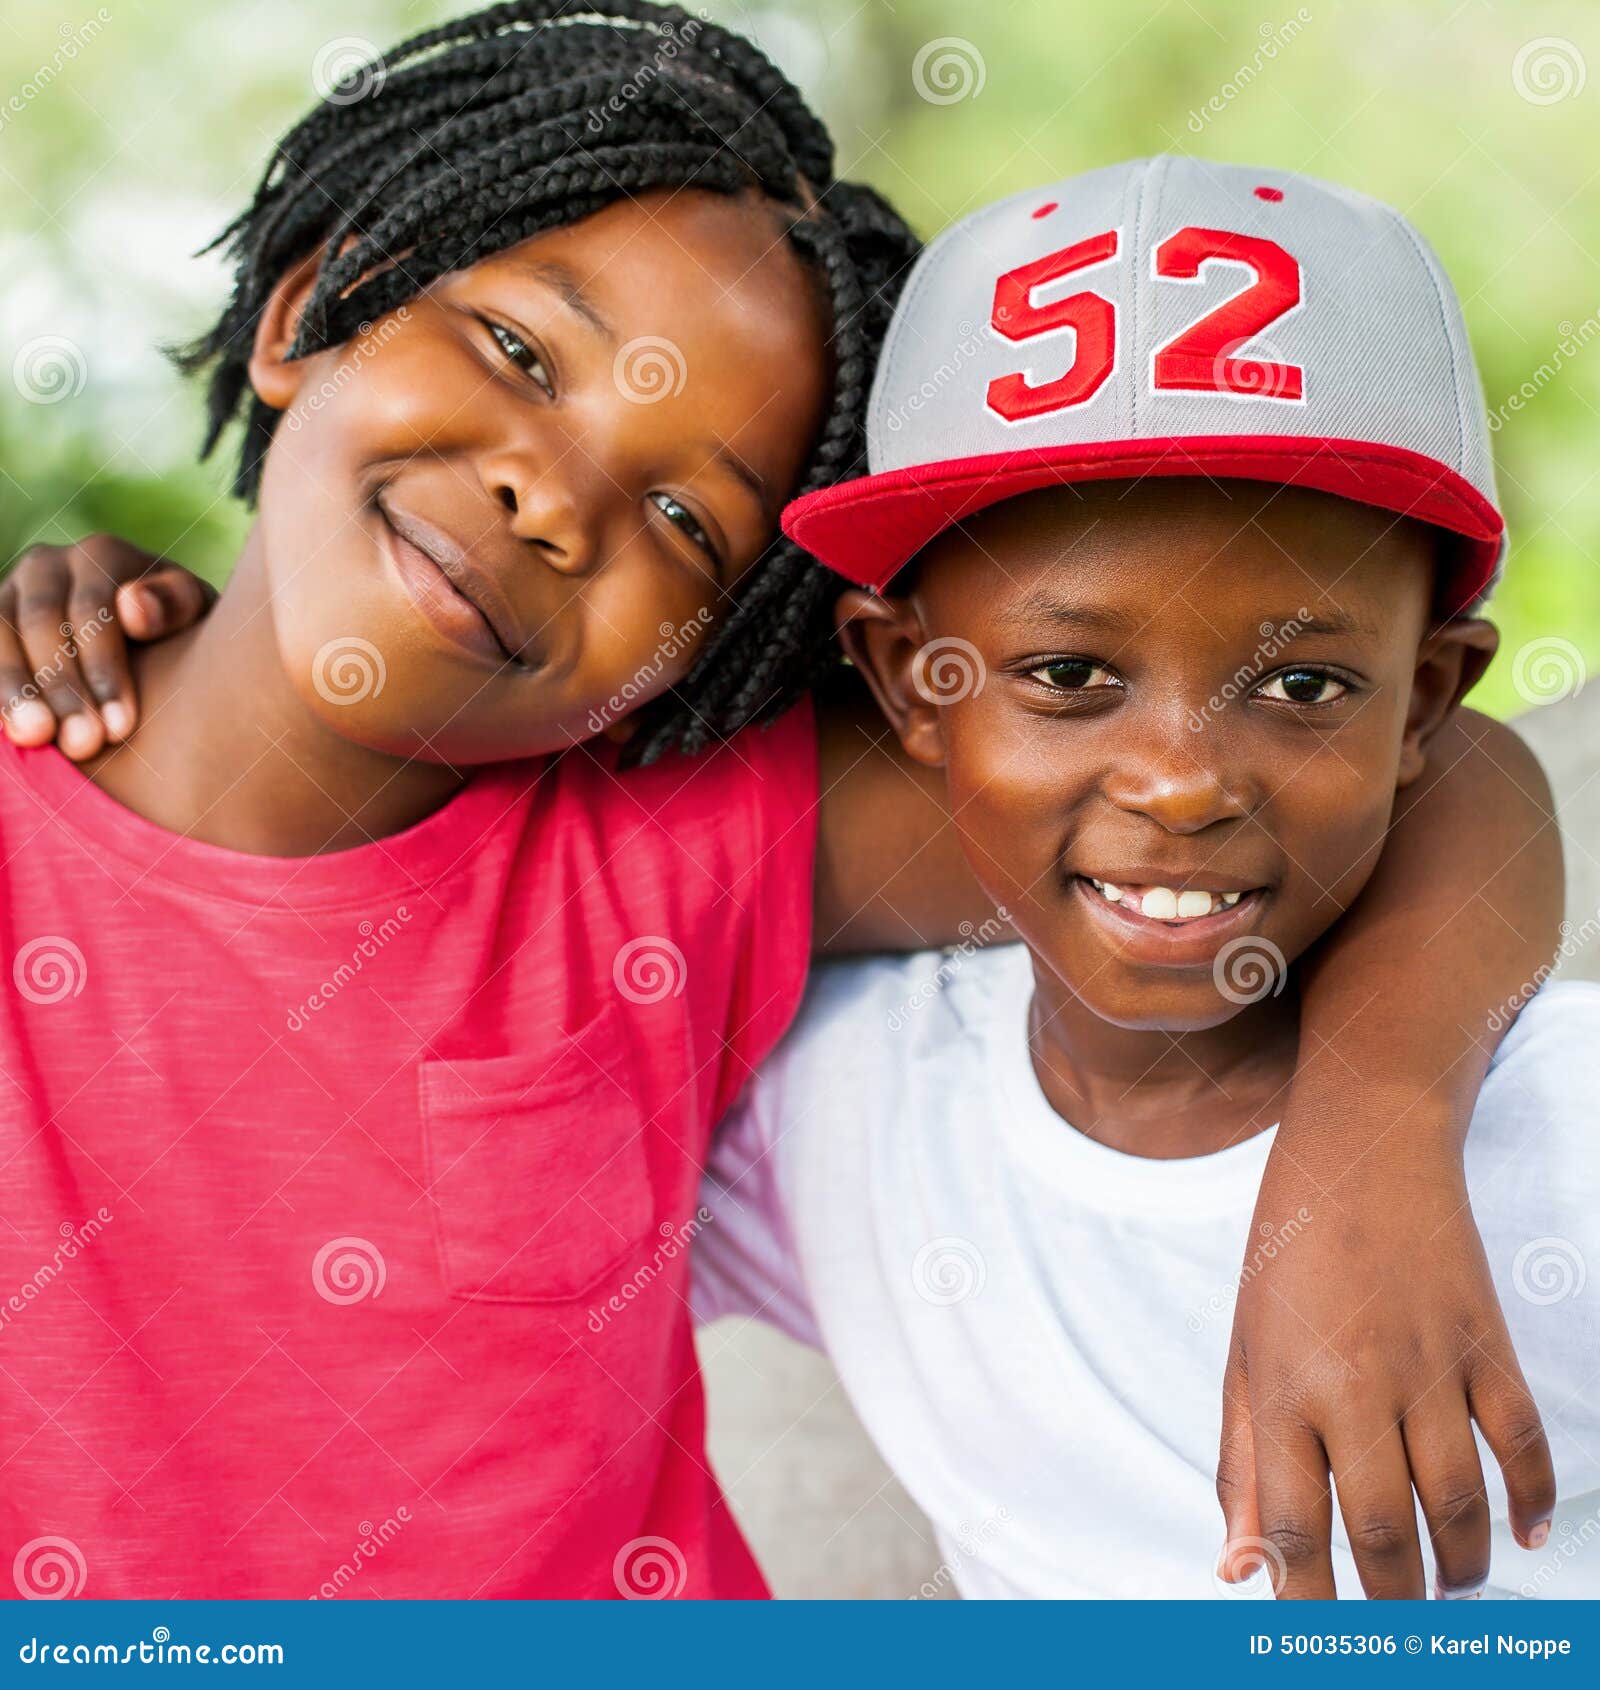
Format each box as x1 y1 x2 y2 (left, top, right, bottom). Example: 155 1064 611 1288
835 588 946 770
247 248 329 413
1396 616 1499 787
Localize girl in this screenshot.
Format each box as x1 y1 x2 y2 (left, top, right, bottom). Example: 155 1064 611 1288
0 0 1562 1598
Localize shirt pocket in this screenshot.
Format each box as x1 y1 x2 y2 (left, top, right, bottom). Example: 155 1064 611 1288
417 1005 654 1304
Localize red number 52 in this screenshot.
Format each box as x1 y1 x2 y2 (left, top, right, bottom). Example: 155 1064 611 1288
986 225 1304 422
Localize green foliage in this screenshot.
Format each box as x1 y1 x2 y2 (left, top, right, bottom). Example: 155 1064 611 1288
2 0 1596 712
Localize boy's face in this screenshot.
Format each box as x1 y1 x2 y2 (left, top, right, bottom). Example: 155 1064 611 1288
248 189 830 762
845 481 1494 1032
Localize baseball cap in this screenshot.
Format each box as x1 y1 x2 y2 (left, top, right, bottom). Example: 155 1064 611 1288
784 156 1504 613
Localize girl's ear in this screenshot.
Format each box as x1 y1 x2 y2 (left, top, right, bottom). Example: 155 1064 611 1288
247 248 331 413
835 587 945 769
1396 617 1499 787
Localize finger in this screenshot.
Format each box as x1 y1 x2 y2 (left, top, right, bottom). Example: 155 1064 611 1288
1216 1336 1263 1581
115 567 215 643
1470 1353 1557 1551
13 564 104 760
1404 1401 1491 1599
1326 1419 1427 1599
65 583 136 741
1253 1415 1337 1599
0 588 59 745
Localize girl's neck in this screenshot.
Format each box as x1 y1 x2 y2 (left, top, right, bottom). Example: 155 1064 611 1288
1026 954 1301 1160
83 528 469 857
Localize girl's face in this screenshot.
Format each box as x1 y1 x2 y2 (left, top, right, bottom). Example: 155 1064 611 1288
248 189 831 762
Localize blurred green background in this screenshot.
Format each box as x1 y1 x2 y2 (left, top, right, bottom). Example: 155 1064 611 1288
2 0 1597 716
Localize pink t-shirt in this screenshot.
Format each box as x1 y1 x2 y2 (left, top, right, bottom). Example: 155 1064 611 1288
0 701 817 1600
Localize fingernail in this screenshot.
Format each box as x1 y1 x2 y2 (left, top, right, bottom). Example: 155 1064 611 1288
5 700 55 741
122 586 158 625
57 714 100 759
1528 1521 1550 1549
101 701 133 739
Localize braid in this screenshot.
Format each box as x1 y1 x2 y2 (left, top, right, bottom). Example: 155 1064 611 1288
176 1 920 763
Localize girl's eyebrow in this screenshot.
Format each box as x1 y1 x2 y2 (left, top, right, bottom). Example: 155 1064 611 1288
501 257 617 344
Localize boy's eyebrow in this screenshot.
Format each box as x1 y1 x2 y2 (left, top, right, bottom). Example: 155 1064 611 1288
503 258 617 343
1006 590 1376 641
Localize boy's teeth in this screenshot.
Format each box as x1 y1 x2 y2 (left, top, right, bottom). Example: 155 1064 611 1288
1087 879 1251 921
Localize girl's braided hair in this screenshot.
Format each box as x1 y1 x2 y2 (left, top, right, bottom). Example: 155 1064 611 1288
176 0 920 764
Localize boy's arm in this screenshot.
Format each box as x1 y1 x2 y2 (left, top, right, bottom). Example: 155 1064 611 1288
1219 707 1561 1601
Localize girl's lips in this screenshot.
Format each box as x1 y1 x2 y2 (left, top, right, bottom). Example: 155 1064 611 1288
376 507 517 671
1072 873 1268 965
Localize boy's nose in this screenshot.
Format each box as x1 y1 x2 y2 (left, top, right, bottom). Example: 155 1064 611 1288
1100 743 1254 835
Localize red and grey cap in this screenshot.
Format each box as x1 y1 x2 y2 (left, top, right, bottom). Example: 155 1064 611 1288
784 156 1504 613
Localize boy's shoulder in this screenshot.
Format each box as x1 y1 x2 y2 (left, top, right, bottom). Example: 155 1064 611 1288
1476 980 1600 1149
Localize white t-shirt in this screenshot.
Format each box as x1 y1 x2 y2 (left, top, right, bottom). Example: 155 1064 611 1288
693 943 1600 1600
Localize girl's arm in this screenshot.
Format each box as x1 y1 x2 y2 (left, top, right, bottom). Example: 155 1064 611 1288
1218 707 1561 1600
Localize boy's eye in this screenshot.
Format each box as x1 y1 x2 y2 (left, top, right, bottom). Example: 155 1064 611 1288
486 320 554 397
1028 657 1119 691
1258 668 1347 705
649 492 715 559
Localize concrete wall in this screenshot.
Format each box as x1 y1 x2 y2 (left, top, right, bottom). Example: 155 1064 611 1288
700 692 1598 1598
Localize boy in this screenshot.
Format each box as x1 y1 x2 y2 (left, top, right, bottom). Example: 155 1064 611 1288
695 159 1597 1600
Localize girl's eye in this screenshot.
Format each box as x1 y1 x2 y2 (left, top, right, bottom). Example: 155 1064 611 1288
1258 668 1348 705
1027 657 1119 691
487 321 554 397
649 492 715 560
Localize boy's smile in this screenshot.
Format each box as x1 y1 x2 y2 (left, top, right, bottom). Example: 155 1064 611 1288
842 477 1496 1041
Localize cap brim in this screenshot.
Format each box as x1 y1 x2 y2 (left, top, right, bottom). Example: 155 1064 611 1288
783 435 1504 615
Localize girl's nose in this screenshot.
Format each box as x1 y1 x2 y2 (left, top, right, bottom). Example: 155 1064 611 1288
481 447 598 577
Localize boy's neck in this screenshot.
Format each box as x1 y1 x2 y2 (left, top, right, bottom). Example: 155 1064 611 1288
1024 953 1301 1160
82 526 470 857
